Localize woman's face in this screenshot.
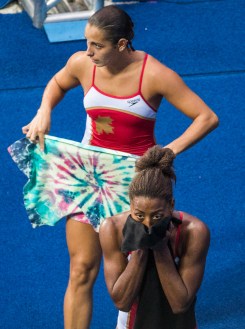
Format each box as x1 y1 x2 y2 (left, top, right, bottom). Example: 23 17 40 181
130 196 173 228
85 23 119 67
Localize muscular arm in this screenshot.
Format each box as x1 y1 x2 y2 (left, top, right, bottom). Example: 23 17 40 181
148 56 219 155
99 218 148 311
22 52 84 150
153 218 210 314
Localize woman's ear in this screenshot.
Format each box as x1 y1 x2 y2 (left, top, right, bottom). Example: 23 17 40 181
117 38 128 52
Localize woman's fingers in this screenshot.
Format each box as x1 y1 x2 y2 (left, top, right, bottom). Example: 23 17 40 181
38 133 45 151
22 113 50 151
22 124 30 134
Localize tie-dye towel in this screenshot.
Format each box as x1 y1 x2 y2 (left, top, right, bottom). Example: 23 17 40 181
8 136 137 230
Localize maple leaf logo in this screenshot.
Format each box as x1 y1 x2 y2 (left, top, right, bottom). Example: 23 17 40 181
95 116 114 135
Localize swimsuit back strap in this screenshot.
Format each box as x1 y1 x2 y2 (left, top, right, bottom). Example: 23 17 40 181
174 211 183 258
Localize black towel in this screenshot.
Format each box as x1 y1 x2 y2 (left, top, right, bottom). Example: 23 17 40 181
121 215 182 253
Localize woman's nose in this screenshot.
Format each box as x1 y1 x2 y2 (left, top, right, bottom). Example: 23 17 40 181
86 45 94 57
143 217 152 228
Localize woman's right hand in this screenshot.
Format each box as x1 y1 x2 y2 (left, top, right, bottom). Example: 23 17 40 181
22 109 51 151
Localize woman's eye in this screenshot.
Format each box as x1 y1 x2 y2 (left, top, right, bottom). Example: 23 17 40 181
95 44 102 49
153 215 162 220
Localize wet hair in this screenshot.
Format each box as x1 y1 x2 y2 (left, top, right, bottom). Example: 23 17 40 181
88 5 135 50
129 146 176 203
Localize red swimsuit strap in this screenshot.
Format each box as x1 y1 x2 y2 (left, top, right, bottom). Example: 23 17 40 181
138 54 148 92
174 211 183 258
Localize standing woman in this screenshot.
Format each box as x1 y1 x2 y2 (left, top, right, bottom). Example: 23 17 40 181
21 5 218 329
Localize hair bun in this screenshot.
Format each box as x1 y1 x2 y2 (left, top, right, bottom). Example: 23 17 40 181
135 146 175 178
129 145 176 201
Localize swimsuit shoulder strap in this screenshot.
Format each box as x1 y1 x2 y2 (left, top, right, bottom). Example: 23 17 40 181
138 53 148 92
174 211 183 258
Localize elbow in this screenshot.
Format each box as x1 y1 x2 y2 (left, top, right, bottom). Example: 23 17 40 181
208 112 219 131
170 299 194 314
211 112 219 129
171 304 190 314
114 300 132 312
112 294 133 312
109 286 135 312
117 304 131 313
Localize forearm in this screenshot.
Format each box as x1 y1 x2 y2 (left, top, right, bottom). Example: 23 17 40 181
165 111 219 155
110 250 148 311
154 248 192 313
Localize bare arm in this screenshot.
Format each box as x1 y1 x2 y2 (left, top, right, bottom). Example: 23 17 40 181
149 57 219 154
99 218 148 311
153 218 210 313
22 52 83 150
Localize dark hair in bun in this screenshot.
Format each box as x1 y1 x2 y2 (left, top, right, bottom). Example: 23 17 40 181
129 146 176 202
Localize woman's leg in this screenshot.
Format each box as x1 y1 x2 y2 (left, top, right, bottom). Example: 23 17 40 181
64 218 102 329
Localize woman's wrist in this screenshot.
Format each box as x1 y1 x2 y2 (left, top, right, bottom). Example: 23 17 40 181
163 146 176 158
132 249 148 261
37 107 52 116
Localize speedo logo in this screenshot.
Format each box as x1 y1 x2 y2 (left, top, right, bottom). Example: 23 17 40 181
127 98 140 107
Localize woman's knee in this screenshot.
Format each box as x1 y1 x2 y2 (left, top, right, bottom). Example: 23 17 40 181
69 255 101 289
66 220 102 289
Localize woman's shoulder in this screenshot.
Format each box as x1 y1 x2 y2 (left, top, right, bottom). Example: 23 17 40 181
179 211 210 249
66 51 93 71
100 211 130 235
181 210 209 229
146 54 172 72
64 51 94 82
67 51 88 63
172 211 210 260
99 212 130 250
144 54 182 90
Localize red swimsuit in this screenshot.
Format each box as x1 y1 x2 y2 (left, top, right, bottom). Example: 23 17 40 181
82 54 157 156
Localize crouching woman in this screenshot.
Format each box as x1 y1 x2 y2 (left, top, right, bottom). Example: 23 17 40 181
99 146 210 329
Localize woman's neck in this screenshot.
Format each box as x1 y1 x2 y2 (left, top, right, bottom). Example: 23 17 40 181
104 50 142 75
